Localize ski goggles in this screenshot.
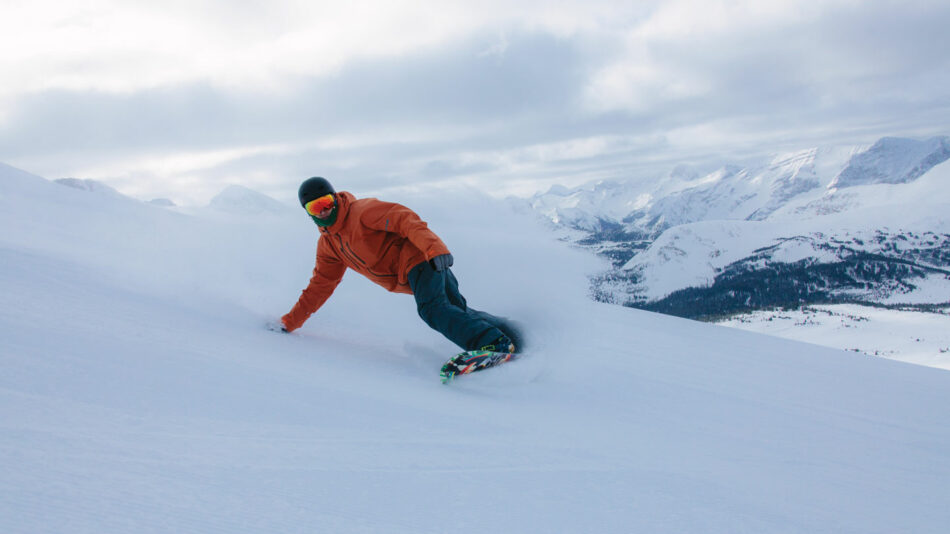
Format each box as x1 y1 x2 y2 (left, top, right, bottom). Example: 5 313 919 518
304 194 336 216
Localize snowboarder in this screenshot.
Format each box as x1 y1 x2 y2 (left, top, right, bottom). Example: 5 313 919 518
273 177 518 354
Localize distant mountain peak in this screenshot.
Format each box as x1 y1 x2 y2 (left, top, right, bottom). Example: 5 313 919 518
831 135 950 188
669 164 699 181
207 184 289 215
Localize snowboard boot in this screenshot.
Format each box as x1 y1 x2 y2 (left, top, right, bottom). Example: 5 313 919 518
479 334 515 354
441 343 519 383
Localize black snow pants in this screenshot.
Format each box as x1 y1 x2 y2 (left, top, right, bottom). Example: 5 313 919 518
407 261 508 351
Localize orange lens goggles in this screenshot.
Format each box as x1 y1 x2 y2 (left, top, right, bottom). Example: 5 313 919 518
305 194 336 216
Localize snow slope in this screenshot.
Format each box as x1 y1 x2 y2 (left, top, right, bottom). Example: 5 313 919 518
3 164 950 533
720 305 950 371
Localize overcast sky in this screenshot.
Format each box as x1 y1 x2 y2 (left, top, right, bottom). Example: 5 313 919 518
2 0 949 205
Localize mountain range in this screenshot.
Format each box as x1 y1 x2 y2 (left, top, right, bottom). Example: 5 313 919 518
524 136 950 318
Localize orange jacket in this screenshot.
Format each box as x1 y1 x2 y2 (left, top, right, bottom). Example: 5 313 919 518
281 192 450 332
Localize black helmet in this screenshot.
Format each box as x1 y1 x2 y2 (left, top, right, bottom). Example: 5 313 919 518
297 177 335 207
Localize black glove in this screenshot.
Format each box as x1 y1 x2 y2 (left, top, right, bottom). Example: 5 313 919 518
429 253 454 272
266 320 288 333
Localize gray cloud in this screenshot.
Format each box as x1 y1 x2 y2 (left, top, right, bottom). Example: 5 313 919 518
0 32 585 149
1 3 949 204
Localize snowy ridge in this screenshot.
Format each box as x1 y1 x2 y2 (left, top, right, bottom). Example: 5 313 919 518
624 157 950 305
529 142 875 236
55 178 125 196
529 136 948 235
4 162 950 533
832 136 950 188
527 136 950 306
528 179 651 231
207 184 292 215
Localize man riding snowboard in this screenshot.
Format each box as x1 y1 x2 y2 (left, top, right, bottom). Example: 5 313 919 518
276 177 519 355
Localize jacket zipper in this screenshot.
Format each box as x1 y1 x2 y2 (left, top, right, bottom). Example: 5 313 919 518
344 241 366 265
334 234 396 279
333 234 362 266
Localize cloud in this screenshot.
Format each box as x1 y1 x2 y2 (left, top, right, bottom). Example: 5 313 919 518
586 0 950 114
0 0 635 99
0 31 604 199
0 1 948 204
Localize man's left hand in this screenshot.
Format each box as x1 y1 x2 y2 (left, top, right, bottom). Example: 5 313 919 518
429 253 454 271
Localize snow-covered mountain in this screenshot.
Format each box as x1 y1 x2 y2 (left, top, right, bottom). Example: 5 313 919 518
207 184 291 215
527 136 950 312
831 136 950 188
524 135 950 367
45 171 287 217
4 162 950 533
531 143 869 236
533 137 948 236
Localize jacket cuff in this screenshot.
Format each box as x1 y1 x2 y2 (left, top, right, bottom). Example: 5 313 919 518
280 315 297 333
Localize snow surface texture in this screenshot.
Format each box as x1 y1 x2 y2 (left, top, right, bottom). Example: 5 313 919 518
720 305 950 371
3 164 950 533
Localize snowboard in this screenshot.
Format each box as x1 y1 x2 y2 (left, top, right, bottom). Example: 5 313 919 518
440 349 520 383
